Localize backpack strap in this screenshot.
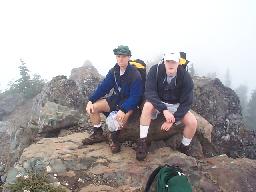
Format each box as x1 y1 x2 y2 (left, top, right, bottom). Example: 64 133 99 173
155 59 164 89
144 165 163 192
156 59 164 79
163 164 185 176
110 66 120 95
111 64 139 99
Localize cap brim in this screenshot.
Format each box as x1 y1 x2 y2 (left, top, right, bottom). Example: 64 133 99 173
114 52 131 56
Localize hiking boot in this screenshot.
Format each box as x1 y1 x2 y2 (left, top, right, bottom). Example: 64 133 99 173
108 131 121 154
81 127 105 145
177 143 191 156
136 138 148 161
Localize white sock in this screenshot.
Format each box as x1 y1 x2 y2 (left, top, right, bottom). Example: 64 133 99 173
181 136 192 146
140 125 149 138
93 123 102 128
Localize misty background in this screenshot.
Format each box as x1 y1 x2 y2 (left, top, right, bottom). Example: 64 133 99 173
0 0 256 111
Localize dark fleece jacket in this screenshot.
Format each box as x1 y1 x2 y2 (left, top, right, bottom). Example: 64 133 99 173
145 64 194 121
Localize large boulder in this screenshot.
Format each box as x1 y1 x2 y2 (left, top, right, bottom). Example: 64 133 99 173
119 110 212 143
0 99 34 178
8 126 33 169
192 76 256 158
115 109 214 159
193 77 242 131
31 63 103 134
33 75 85 115
4 132 256 192
36 101 84 136
0 121 11 175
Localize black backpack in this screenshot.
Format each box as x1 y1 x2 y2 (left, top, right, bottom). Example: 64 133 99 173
179 52 190 71
111 59 146 97
129 59 147 84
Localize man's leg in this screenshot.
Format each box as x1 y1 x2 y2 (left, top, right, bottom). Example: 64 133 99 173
89 99 110 125
120 110 133 127
108 110 133 154
136 101 156 161
82 99 110 145
178 111 197 155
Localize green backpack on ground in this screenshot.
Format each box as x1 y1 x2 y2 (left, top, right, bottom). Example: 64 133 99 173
145 164 192 192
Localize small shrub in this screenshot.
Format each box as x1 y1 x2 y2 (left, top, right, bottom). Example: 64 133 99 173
7 172 66 192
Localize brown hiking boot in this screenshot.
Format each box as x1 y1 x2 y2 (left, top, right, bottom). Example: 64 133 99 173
81 127 106 145
136 138 148 161
177 143 191 156
108 131 121 154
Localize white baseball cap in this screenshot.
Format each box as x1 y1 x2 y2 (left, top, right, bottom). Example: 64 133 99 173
164 52 180 62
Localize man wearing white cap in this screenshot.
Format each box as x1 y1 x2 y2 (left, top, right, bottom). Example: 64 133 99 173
136 52 197 161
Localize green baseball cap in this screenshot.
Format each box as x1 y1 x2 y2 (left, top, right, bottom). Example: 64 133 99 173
113 45 131 56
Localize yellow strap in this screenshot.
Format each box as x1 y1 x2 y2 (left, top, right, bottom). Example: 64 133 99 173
179 58 187 65
130 61 145 69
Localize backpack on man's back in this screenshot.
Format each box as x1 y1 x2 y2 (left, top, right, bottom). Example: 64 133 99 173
130 59 147 85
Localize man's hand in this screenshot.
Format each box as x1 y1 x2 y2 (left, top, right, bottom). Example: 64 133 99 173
86 101 94 114
161 122 173 131
115 110 126 127
163 110 175 123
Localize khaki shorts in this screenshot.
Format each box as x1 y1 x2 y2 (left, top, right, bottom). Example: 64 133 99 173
151 102 180 120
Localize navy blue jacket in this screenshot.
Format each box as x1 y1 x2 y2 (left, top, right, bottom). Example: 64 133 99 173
89 63 143 113
145 64 194 121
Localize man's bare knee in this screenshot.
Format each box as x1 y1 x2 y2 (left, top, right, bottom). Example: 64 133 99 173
183 112 197 129
91 99 110 114
142 102 154 114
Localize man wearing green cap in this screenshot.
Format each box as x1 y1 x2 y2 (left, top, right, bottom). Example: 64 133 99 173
80 45 143 154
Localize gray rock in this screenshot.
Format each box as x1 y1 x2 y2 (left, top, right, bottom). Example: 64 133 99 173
37 101 83 135
1 175 6 183
0 93 24 120
0 122 11 171
8 132 256 192
69 61 102 102
49 159 67 173
192 76 256 159
0 164 5 172
9 127 33 166
29 158 47 172
0 102 34 175
5 168 20 184
33 75 85 116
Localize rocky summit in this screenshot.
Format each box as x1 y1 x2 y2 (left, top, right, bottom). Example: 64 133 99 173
0 63 255 191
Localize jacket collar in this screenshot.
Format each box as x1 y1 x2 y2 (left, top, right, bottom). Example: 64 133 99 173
114 63 131 76
157 64 185 86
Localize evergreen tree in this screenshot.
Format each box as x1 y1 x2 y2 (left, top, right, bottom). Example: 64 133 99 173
245 89 256 130
224 68 231 87
235 84 248 113
8 59 45 98
12 59 31 94
189 63 195 76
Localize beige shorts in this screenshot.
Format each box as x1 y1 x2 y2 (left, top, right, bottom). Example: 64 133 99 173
151 102 180 120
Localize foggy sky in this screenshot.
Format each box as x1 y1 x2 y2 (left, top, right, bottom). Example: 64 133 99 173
0 0 255 95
